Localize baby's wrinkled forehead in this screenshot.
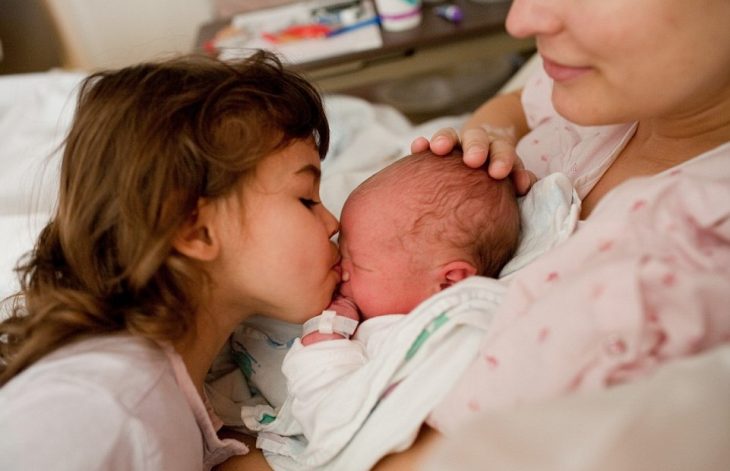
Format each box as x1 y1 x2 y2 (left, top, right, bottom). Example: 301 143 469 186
341 178 411 237
344 181 398 226
344 156 448 227
351 161 423 200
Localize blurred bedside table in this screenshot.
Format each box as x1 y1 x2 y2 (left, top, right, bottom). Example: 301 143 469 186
195 0 534 121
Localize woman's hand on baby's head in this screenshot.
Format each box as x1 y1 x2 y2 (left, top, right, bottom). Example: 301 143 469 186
410 129 457 157
410 127 536 195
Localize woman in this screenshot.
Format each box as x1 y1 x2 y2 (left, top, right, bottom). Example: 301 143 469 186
403 0 730 468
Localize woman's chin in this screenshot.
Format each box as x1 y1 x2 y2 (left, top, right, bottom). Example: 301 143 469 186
551 87 632 126
553 97 613 126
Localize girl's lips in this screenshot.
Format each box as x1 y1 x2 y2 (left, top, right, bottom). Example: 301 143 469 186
332 257 342 276
542 56 591 82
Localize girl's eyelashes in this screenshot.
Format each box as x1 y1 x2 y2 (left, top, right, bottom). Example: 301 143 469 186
300 198 320 209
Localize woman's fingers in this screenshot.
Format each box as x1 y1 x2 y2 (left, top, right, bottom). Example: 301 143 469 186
523 170 538 194
410 126 535 194
489 148 536 195
487 138 517 178
410 136 430 154
430 128 460 155
411 128 459 155
461 127 490 168
510 159 538 195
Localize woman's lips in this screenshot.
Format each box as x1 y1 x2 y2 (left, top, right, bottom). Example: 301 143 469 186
542 56 591 82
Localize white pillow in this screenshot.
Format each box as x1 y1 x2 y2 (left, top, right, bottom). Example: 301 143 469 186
0 71 82 216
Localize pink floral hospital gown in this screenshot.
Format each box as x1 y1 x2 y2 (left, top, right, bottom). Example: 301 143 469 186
428 66 730 434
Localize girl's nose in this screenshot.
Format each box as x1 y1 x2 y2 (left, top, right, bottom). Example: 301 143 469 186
321 205 339 238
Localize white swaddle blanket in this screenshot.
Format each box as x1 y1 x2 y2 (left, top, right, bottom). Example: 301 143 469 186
249 277 506 471
205 173 580 470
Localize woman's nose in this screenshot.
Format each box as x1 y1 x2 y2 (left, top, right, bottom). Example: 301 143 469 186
506 0 563 38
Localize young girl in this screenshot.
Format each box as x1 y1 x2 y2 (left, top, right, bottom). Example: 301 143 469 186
0 50 340 470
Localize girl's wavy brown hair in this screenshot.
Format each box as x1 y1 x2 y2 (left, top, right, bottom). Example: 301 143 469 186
0 50 329 386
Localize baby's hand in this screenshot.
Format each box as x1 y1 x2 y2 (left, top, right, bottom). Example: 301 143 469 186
301 329 346 346
327 293 359 321
301 292 360 346
411 126 536 195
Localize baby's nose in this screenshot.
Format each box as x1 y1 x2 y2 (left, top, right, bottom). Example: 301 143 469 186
339 258 352 283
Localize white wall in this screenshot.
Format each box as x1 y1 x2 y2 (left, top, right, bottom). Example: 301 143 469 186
45 0 214 69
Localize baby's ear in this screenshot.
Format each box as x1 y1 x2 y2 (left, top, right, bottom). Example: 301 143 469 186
172 199 220 262
438 261 477 290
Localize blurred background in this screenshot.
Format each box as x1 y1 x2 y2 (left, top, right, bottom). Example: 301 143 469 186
0 0 534 122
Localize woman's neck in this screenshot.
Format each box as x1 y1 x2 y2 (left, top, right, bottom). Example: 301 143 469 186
580 99 730 219
614 97 730 183
635 92 730 163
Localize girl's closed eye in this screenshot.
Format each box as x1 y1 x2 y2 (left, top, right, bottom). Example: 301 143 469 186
300 198 320 209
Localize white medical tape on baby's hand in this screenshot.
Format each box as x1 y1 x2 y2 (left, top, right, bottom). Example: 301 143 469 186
302 310 359 338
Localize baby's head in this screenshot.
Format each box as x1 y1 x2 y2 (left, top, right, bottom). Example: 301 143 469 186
338 151 520 318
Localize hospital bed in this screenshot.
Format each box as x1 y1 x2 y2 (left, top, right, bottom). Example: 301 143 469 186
1 56 728 470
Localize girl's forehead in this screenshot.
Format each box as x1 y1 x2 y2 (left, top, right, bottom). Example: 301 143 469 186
252 141 322 184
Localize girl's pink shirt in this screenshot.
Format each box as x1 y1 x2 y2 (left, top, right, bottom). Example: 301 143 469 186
0 335 248 470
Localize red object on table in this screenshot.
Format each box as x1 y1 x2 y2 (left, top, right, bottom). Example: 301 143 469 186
262 24 332 43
